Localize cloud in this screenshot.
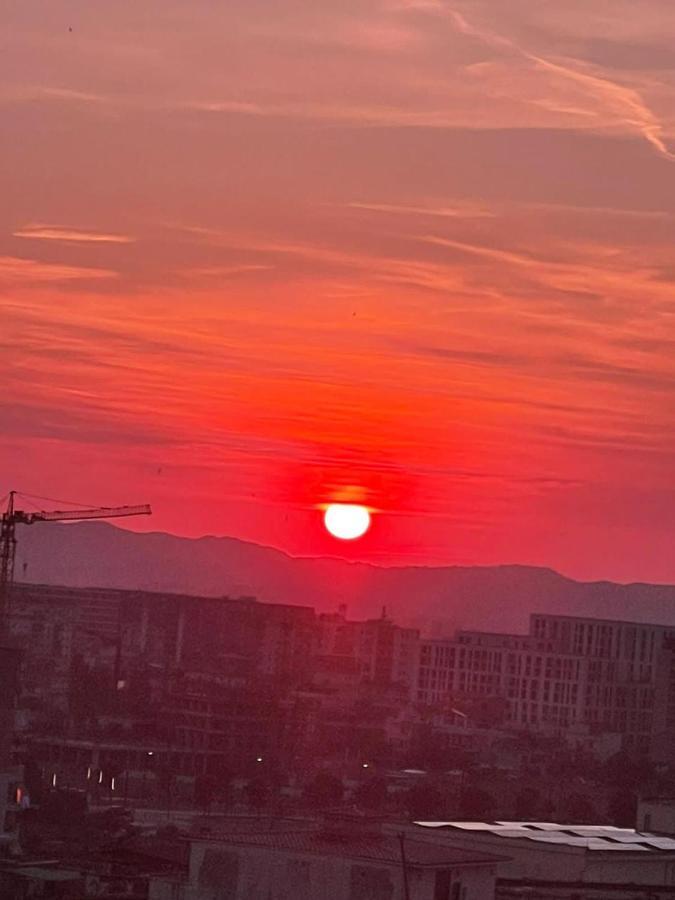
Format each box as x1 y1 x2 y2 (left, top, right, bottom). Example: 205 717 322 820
346 201 495 218
450 6 675 160
13 224 134 244
527 53 675 161
0 257 117 283
181 264 274 279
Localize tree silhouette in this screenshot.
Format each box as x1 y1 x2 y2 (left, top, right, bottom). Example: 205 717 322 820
195 774 217 812
405 779 446 819
355 777 389 812
514 786 540 820
246 776 272 810
565 793 597 824
305 772 344 809
459 786 495 820
608 789 637 827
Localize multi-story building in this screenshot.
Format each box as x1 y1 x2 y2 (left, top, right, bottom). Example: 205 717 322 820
7 587 75 720
10 583 318 689
408 820 675 900
416 614 675 753
317 608 419 695
148 816 504 900
649 635 675 763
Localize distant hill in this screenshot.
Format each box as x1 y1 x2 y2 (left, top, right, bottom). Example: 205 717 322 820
14 521 675 636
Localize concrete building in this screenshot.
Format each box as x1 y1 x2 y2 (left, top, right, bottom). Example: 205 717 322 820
650 636 675 764
637 798 675 836
410 821 675 899
0 644 23 850
318 608 420 695
149 817 504 900
417 614 675 752
6 588 74 720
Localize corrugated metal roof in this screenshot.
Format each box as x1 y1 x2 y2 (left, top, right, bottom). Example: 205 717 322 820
415 822 675 853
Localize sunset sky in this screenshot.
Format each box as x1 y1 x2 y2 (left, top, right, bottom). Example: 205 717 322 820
2 0 674 582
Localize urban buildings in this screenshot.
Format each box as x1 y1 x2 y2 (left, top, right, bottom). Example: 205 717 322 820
148 815 504 900
416 614 675 753
7 581 675 808
317 607 420 694
409 821 675 899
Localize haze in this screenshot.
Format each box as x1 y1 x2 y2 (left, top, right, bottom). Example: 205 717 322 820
1 0 674 582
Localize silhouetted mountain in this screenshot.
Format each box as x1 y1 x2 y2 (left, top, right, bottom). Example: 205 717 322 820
14 521 675 635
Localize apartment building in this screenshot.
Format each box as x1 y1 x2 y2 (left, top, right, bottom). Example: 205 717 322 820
416 614 675 752
317 608 420 694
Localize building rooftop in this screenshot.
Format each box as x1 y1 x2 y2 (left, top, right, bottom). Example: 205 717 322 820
199 830 506 869
531 612 675 630
415 821 675 853
8 867 82 882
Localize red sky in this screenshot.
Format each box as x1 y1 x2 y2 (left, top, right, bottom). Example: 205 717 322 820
1 0 674 582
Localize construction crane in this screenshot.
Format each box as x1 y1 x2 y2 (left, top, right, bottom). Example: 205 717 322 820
0 490 151 631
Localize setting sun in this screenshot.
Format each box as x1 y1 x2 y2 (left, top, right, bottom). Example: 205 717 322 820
323 504 371 541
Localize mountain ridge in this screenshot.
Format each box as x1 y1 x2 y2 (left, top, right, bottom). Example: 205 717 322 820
14 521 675 636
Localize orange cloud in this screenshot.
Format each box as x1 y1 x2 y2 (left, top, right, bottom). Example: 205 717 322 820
13 224 134 244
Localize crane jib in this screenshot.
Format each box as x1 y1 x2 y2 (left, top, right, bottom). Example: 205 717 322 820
20 504 152 524
0 497 151 631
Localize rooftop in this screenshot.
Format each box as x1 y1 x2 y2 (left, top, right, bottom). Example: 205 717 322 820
198 830 506 869
7 867 82 882
415 822 675 853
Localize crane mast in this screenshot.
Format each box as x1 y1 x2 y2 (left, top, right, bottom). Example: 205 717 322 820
0 490 151 633
0 492 17 607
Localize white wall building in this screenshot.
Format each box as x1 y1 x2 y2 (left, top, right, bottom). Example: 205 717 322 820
637 798 675 837
408 821 675 899
149 819 504 900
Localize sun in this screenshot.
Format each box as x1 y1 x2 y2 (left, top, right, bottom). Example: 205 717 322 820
324 503 371 541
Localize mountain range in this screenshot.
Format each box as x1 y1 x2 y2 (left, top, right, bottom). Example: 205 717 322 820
14 521 675 636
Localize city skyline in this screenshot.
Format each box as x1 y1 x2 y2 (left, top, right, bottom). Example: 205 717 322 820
2 1 675 583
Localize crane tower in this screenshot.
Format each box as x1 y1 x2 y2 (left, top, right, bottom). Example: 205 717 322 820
0 490 151 632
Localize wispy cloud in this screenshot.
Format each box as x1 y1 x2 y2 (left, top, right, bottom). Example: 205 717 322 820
450 7 675 160
180 264 274 279
0 257 117 282
528 53 675 161
13 224 134 244
346 201 495 218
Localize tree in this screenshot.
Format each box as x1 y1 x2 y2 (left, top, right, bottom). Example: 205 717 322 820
608 789 637 827
408 729 472 774
304 772 344 809
355 777 389 812
459 786 495 820
565 793 597 824
602 752 653 792
156 765 175 810
206 757 233 807
195 774 217 812
246 776 272 811
405 779 446 819
514 786 540 820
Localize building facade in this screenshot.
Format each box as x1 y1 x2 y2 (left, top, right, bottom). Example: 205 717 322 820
149 819 502 900
410 821 675 900
416 614 675 752
317 609 420 695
